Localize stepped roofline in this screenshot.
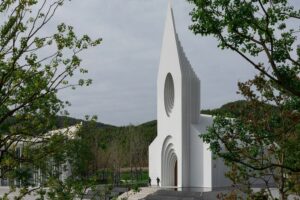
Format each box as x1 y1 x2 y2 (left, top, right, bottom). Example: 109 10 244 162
165 2 199 80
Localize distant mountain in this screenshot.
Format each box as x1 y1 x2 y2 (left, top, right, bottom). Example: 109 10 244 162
201 100 277 117
52 100 277 168
137 120 157 128
0 101 257 169
127 100 252 130
0 115 115 133
54 116 115 129
0 101 254 133
53 101 255 169
201 100 249 117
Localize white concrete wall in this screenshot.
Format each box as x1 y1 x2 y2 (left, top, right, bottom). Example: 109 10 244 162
211 157 231 188
190 115 232 189
149 3 232 190
198 115 231 188
60 161 72 181
149 138 162 186
175 8 202 188
194 115 214 188
149 2 183 187
199 115 214 188
189 124 205 187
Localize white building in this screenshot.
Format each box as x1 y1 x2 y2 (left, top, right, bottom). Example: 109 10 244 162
149 3 230 190
0 124 79 187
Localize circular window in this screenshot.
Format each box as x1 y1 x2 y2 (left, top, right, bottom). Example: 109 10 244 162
164 73 175 117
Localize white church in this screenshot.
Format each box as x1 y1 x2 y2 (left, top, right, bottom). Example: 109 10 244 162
149 3 231 190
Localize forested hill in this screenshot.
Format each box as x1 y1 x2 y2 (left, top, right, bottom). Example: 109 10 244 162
59 100 248 130
201 100 249 117
70 100 251 169
0 115 115 133
1 100 250 170
0 100 249 133
201 100 276 117
59 100 262 130
54 116 115 129
56 100 277 170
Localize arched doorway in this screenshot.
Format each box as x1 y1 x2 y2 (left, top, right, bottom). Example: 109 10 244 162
161 136 178 187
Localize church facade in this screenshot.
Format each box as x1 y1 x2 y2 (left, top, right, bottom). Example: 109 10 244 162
148 3 230 190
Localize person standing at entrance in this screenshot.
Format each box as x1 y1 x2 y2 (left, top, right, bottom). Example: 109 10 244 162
148 177 151 186
156 177 160 186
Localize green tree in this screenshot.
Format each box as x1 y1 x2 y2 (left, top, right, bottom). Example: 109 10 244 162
203 75 300 199
188 0 300 97
0 0 101 198
43 118 107 200
187 0 300 199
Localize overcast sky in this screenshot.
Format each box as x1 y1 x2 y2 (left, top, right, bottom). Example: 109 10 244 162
52 0 262 126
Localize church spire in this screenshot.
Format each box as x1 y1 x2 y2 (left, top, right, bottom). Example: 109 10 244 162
158 0 180 72
165 0 177 38
168 0 173 9
160 1 197 78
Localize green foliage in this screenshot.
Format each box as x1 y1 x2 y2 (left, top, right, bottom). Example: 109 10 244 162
132 184 140 193
0 0 101 198
202 75 300 199
188 0 300 199
78 121 157 171
188 0 300 98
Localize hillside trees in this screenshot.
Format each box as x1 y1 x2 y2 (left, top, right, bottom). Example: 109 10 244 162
74 122 156 185
188 0 300 199
0 0 101 196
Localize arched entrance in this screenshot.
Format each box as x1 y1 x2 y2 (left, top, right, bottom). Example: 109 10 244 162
161 136 178 187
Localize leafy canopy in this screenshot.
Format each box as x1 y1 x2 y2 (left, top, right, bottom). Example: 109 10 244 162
0 0 101 197
188 0 300 199
188 0 300 97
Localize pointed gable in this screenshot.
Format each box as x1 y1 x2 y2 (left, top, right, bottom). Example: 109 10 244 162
158 1 182 76
159 2 199 85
